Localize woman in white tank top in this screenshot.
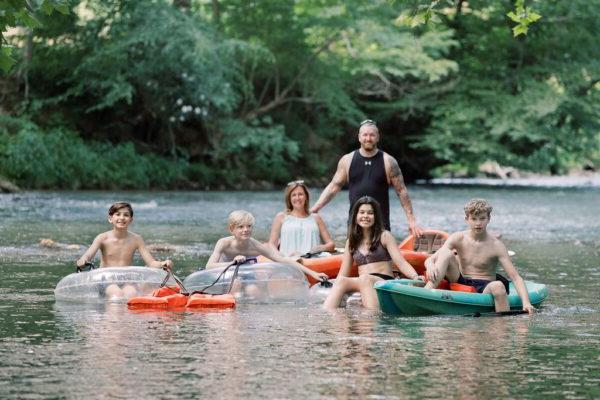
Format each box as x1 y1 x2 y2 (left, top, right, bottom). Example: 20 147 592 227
268 181 335 257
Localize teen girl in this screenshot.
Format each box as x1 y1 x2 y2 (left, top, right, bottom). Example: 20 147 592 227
323 196 421 310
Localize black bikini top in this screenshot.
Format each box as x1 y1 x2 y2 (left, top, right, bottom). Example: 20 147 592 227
352 242 391 266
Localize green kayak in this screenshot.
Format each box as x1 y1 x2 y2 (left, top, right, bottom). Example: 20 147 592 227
375 279 548 316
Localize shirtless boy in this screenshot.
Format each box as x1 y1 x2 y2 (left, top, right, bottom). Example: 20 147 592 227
76 202 173 298
424 199 535 314
206 210 328 284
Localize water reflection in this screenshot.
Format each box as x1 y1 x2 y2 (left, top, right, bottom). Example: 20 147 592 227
418 317 531 399
1 189 600 399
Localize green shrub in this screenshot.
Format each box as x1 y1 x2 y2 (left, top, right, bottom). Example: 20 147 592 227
0 118 190 189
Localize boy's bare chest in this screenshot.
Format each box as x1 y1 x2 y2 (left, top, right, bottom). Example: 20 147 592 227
223 242 254 257
458 241 497 268
102 237 137 256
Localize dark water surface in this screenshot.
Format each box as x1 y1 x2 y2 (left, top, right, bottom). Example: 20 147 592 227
1 188 599 399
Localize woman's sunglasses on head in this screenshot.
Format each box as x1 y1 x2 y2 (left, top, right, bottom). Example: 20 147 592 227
287 180 305 186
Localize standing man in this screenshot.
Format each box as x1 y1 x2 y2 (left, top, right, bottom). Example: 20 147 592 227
310 119 423 237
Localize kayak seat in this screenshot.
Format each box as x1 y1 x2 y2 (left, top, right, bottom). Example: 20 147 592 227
437 279 450 290
449 282 477 293
413 232 447 254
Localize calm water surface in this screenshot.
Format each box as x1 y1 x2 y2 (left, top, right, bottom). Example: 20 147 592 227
1 187 599 399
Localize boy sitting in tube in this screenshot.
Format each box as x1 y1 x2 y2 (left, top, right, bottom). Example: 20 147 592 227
424 198 535 314
206 210 328 296
76 202 173 299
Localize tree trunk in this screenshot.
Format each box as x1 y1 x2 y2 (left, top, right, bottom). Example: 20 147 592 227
22 28 33 101
212 0 221 27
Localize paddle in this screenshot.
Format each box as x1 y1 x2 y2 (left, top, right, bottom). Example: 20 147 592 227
467 310 529 318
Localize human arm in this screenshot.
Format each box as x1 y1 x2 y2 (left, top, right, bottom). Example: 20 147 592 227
336 240 354 278
137 236 173 270
387 155 423 237
497 242 535 314
267 212 285 252
257 241 328 282
310 155 349 213
382 231 420 279
76 234 103 267
424 233 460 282
205 238 239 269
310 214 336 253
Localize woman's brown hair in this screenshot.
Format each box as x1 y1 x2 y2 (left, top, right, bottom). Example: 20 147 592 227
284 181 310 214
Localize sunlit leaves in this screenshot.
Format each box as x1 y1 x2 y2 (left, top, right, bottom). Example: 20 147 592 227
0 0 71 72
0 46 16 72
507 0 542 36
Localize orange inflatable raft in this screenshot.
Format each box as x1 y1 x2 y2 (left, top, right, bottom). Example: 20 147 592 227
127 268 238 310
127 286 236 310
261 230 449 285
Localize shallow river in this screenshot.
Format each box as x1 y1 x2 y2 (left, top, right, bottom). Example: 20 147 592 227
1 187 599 399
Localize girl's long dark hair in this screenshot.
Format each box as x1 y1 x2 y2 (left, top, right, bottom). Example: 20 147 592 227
348 196 384 252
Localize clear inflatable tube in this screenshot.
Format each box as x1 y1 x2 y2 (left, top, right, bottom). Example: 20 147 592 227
54 267 176 303
183 262 309 304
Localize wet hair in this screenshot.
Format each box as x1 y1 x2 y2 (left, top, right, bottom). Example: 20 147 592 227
228 210 255 229
464 198 493 217
284 181 310 214
348 196 385 252
108 202 133 217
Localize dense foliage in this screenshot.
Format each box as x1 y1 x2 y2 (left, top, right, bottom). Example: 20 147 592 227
1 0 598 189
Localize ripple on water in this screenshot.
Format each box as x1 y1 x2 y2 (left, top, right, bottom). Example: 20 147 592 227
1 190 599 399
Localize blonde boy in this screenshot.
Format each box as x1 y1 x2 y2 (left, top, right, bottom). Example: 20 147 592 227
206 210 328 283
424 199 535 314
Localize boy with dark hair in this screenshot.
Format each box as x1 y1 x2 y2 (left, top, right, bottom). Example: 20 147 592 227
76 201 173 298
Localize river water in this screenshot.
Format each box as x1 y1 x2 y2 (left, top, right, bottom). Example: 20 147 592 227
0 187 599 399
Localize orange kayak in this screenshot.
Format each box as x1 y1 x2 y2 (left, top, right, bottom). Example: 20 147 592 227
397 229 449 275
261 230 449 285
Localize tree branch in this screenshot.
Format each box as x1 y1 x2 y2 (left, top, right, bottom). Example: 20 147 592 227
576 79 600 96
243 32 338 120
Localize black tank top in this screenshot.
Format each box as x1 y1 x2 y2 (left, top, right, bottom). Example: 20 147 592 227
348 150 390 230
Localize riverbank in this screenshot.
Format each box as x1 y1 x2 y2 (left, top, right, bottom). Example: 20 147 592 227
418 172 600 188
0 178 19 193
3 171 600 192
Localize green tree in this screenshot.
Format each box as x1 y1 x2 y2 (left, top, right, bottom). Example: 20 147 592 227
415 0 600 176
0 0 70 72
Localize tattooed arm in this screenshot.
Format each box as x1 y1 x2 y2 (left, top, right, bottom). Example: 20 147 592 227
386 154 423 237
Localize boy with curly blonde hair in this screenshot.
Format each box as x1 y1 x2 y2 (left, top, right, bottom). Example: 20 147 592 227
424 199 535 314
